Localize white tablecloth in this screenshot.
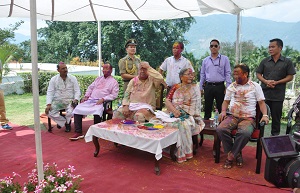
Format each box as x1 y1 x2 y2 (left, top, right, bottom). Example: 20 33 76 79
85 119 180 160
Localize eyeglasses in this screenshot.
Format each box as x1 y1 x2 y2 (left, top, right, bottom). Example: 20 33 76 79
183 73 194 76
210 45 219 48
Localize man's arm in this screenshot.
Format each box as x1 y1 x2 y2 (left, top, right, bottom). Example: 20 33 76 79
256 72 274 87
273 74 294 85
159 68 164 76
224 57 232 87
45 77 55 114
218 100 230 123
199 60 206 91
258 100 269 124
142 62 163 88
73 77 81 103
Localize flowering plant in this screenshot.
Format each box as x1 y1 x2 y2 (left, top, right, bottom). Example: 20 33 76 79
0 163 84 193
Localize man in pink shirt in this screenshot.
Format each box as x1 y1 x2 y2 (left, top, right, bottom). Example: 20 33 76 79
70 63 119 141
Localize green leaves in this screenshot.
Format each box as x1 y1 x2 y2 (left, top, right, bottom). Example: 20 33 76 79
0 43 17 83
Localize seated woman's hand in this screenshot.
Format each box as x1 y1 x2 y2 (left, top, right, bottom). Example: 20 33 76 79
173 109 181 118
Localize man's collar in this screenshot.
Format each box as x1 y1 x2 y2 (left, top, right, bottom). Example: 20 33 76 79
232 79 251 87
173 55 183 60
209 53 221 59
268 54 284 62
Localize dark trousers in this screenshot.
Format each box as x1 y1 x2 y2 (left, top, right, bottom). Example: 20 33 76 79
74 114 102 134
204 84 225 120
265 100 283 136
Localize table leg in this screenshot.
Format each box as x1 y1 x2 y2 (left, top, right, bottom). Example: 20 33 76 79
170 143 177 162
213 133 221 163
199 133 204 146
154 159 160 175
93 136 100 157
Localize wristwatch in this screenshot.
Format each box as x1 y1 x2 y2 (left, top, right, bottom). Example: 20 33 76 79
262 115 269 118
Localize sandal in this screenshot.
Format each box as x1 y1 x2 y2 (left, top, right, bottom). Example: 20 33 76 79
236 153 243 167
223 158 233 169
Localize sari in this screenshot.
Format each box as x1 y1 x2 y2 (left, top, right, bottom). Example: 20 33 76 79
168 83 205 163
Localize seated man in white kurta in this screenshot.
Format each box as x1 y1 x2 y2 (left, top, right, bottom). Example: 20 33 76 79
45 62 81 132
70 63 119 141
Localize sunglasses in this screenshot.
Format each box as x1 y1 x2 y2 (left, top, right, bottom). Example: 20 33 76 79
210 45 219 48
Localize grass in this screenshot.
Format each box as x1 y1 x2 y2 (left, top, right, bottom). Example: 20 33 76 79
5 93 47 129
3 93 289 137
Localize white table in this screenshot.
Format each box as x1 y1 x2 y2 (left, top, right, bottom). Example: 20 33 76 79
85 119 180 175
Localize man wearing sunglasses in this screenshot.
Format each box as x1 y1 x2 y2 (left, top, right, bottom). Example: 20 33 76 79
199 39 232 120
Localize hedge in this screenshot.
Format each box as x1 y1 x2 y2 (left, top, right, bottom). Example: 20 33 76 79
19 72 124 100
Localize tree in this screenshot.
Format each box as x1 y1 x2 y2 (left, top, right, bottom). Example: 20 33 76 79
37 18 195 74
0 44 16 83
0 21 23 45
101 19 195 74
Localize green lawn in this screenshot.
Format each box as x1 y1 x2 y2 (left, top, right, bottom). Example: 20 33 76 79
3 93 289 137
4 93 47 129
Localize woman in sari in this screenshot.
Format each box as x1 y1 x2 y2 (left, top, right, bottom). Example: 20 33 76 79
165 68 205 163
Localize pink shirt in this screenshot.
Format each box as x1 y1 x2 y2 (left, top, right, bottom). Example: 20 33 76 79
85 76 119 101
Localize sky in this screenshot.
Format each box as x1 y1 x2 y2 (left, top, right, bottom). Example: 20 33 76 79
0 0 299 36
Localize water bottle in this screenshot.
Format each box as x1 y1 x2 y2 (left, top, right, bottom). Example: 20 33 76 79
214 109 219 126
118 98 122 107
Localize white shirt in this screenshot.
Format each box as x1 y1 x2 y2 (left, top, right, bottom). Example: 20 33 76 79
160 56 194 87
225 81 265 118
46 74 81 105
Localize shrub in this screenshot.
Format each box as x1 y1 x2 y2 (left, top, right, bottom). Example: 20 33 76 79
18 72 124 100
0 163 83 193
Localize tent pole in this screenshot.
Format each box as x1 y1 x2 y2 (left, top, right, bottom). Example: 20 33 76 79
235 12 241 65
30 0 44 182
98 21 102 76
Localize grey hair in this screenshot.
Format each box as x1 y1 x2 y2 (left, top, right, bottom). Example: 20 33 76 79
179 68 190 79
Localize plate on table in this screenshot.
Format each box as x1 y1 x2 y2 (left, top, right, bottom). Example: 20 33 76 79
120 120 136 125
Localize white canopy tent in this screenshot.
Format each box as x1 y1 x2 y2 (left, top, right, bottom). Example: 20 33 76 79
0 0 279 182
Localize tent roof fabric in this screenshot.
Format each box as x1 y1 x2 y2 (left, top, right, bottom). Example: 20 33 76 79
0 0 278 21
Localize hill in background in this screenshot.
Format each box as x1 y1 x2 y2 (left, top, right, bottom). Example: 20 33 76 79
12 14 300 59
185 14 300 58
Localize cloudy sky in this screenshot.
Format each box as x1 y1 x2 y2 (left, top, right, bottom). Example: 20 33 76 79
0 0 299 36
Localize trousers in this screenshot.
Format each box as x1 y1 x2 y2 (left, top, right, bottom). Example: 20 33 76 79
203 84 225 120
74 114 101 134
265 100 283 136
216 115 255 158
0 90 9 125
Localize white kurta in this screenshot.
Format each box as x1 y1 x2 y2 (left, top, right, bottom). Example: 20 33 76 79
46 74 81 127
72 76 119 116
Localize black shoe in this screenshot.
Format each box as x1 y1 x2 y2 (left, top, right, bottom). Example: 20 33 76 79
65 123 71 132
57 124 62 129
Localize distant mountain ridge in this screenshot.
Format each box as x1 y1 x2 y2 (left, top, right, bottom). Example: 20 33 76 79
13 14 300 58
184 14 300 58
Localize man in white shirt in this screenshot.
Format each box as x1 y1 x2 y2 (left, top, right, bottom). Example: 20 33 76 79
217 64 269 169
159 41 194 93
45 62 81 132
